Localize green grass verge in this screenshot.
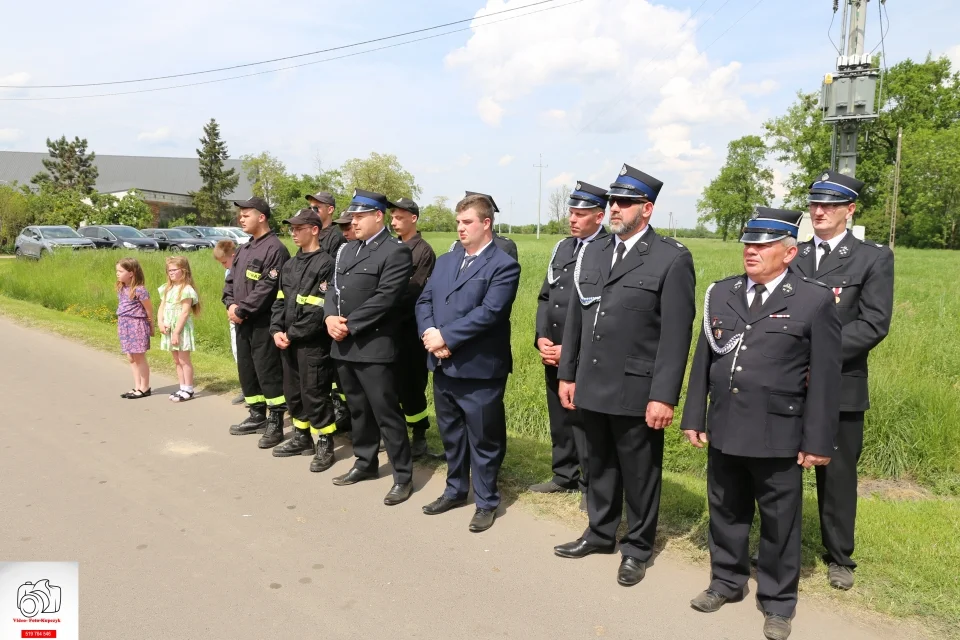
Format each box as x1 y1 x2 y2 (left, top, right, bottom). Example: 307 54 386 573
1 292 957 635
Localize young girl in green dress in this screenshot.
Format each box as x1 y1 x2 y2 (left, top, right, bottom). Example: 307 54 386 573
158 256 201 402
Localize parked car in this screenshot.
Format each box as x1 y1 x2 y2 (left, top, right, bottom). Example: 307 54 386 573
15 226 97 258
78 225 160 251
141 228 215 251
216 227 251 244
175 226 235 242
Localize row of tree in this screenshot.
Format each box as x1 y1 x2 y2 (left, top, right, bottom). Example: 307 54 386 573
698 56 960 249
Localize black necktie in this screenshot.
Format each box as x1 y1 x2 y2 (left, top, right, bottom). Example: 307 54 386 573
573 240 583 259
610 242 626 276
817 243 831 272
459 254 477 275
749 283 766 314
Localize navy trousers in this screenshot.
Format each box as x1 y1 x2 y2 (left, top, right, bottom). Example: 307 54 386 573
432 369 508 510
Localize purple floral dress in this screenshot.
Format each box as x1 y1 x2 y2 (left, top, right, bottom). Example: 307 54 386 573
117 285 151 354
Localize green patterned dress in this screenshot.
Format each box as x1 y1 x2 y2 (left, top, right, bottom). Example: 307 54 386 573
159 283 198 352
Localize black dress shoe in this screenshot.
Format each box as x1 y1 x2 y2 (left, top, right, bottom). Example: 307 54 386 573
554 538 616 559
617 557 646 586
529 480 577 494
690 589 738 613
468 508 496 532
422 495 469 515
332 468 378 486
383 482 413 506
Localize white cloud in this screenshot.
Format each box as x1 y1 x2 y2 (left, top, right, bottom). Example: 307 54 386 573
547 171 574 188
477 96 504 127
743 79 779 96
456 154 473 167
498 154 514 166
0 72 30 87
137 127 172 143
0 128 23 143
947 45 960 71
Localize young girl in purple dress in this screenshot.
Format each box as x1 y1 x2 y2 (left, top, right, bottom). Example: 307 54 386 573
116 258 154 399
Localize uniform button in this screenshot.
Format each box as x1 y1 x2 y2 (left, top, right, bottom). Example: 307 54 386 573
592 359 597 364
639 280 643 285
789 405 795 410
745 324 752 330
596 335 602 341
563 268 568 272
735 366 742 372
555 304 559 308
560 286 564 290
732 388 739 394
600 311 606 317
741 345 748 350
783 325 788 330
552 323 557 327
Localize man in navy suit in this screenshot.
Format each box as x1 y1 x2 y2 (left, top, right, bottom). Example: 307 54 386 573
415 193 521 532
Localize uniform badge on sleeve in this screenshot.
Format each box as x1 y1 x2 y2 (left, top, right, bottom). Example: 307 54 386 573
319 281 328 292
268 268 278 279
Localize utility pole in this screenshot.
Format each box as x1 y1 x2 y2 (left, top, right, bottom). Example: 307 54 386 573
509 197 514 234
534 154 547 240
889 127 903 249
809 0 880 240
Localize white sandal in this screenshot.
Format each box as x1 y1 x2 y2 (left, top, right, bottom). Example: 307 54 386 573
170 390 194 403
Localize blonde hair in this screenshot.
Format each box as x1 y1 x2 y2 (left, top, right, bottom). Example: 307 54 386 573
116 257 145 300
164 256 202 315
213 239 237 260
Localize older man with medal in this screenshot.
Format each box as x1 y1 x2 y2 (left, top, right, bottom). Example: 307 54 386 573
680 207 843 640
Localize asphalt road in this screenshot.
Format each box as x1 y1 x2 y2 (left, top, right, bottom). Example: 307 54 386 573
0 316 908 639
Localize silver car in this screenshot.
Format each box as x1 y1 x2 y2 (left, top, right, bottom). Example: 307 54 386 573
15 226 97 258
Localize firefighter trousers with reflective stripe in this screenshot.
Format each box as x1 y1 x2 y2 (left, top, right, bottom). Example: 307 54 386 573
236 321 286 412
281 343 336 435
395 320 430 431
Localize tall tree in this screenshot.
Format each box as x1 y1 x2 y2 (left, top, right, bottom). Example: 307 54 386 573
697 135 774 241
548 185 572 225
896 125 960 249
240 152 287 207
418 196 457 232
340 152 421 202
192 119 239 224
31 136 99 194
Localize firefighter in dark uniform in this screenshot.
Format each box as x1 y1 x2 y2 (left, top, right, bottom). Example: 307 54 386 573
448 192 518 261
269 208 338 472
390 197 437 459
680 207 842 640
530 180 609 508
225 197 291 447
324 189 415 506
306 191 352 436
554 164 696 588
305 191 346 259
791 171 894 591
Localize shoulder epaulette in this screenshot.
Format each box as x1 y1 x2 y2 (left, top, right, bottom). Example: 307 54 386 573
660 236 687 251
715 274 741 284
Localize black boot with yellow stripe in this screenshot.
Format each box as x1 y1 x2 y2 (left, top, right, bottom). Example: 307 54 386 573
273 421 316 457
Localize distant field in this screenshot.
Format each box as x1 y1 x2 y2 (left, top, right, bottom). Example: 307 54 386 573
3 233 957 490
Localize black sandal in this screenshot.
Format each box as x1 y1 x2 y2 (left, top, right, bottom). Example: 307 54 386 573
130 388 152 399
121 389 137 399
170 389 194 403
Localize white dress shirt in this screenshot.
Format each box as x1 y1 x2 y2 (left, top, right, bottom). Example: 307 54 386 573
357 226 387 254
461 239 493 270
814 230 847 269
745 269 789 307
611 225 650 268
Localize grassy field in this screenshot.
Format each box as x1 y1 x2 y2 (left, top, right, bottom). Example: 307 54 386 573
1 235 959 633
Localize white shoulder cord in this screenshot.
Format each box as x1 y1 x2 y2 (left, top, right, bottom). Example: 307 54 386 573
702 282 745 389
545 239 565 285
333 243 346 315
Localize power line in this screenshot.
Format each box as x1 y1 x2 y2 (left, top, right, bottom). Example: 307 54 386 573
0 1 582 102
1 0 562 89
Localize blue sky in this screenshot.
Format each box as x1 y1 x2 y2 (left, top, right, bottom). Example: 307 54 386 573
1 0 958 227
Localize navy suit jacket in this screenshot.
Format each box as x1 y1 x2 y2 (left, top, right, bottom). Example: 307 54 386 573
416 242 521 380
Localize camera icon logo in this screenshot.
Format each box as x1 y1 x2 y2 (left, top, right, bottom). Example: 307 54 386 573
17 579 61 618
